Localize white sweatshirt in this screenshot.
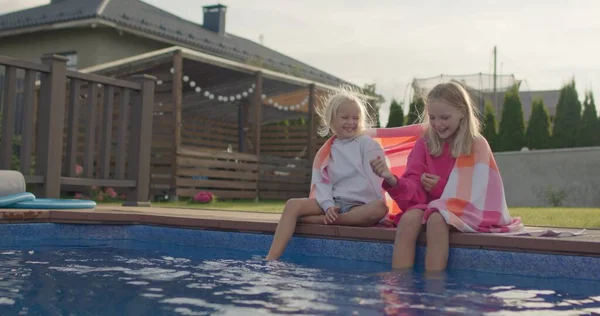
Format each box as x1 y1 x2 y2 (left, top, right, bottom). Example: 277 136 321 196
313 134 385 212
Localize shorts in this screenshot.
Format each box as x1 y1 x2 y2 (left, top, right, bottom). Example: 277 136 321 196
334 199 363 213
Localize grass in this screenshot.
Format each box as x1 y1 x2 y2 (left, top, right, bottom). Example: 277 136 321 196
99 200 600 229
152 200 285 213
509 207 600 229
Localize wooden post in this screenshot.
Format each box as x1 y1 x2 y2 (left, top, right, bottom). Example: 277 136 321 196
252 71 263 156
252 72 262 201
35 54 68 198
114 89 130 180
307 83 317 162
243 100 251 153
0 66 16 170
94 88 104 177
83 84 97 178
100 85 115 179
237 101 245 153
19 70 36 175
65 79 80 177
170 50 183 200
123 75 156 207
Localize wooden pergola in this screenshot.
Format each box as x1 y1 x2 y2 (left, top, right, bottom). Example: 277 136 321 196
81 46 348 157
81 46 374 200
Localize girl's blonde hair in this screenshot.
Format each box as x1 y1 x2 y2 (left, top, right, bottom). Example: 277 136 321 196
316 85 375 137
420 81 482 157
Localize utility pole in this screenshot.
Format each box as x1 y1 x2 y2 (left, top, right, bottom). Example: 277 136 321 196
493 46 498 116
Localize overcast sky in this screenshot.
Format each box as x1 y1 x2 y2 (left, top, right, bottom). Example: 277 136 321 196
2 0 599 126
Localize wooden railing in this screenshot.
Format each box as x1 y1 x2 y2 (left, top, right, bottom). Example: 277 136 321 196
0 54 155 205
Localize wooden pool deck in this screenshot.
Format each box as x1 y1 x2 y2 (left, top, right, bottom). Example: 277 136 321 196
1 205 598 258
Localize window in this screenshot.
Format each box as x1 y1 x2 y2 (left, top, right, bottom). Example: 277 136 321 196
55 51 78 70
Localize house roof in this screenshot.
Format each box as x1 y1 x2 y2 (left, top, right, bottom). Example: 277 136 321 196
80 46 349 92
0 0 349 87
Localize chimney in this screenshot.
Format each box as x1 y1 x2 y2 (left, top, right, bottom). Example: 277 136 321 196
203 4 227 36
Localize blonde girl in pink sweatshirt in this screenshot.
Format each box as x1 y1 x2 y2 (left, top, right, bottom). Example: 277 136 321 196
370 82 484 272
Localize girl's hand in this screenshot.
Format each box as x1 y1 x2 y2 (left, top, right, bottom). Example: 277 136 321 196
370 157 397 186
421 173 440 192
324 206 340 224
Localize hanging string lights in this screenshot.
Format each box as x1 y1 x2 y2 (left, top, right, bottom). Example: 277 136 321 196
155 68 308 111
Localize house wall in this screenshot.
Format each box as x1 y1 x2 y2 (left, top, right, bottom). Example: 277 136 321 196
0 27 168 69
495 146 600 208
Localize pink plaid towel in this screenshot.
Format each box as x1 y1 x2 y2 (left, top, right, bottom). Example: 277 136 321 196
310 124 524 233
422 135 524 233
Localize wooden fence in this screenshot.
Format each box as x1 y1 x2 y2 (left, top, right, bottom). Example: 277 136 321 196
258 155 311 200
0 54 155 204
168 146 311 200
145 118 326 201
177 115 327 158
181 116 239 151
252 124 327 158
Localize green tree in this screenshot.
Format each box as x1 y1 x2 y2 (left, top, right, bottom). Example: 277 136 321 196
525 98 552 149
406 96 425 125
576 92 599 147
552 80 581 148
482 101 498 151
497 84 526 151
597 97 600 146
386 99 405 128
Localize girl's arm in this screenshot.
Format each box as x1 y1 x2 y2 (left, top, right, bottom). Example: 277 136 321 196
383 138 428 208
313 175 335 212
362 137 386 200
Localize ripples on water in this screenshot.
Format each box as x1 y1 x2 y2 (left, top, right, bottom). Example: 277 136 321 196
0 245 599 315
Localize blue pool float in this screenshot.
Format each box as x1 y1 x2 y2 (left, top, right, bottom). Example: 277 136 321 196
0 192 96 209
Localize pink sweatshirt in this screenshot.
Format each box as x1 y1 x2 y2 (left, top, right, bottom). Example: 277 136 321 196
382 137 456 223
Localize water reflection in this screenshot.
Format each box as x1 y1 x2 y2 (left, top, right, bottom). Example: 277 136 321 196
0 245 598 315
374 267 600 316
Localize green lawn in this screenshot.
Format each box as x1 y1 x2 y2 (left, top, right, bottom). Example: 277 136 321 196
102 200 600 229
151 200 285 213
508 207 600 229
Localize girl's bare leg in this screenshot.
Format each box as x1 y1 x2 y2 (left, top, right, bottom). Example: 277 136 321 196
424 212 450 271
391 209 424 270
265 198 323 260
299 200 388 226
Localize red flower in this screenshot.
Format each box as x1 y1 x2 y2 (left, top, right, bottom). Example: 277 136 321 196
193 191 213 203
75 164 83 176
105 187 118 198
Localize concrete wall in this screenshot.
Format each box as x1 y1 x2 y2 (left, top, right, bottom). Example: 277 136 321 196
0 27 168 69
495 146 600 207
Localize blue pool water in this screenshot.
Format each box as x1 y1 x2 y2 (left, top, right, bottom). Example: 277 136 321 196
0 224 599 315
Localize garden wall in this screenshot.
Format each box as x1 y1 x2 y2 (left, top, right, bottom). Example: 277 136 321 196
495 146 600 207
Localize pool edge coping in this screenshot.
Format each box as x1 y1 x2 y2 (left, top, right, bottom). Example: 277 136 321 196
0 207 598 258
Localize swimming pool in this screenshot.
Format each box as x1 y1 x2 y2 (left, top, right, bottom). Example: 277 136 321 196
0 223 599 315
